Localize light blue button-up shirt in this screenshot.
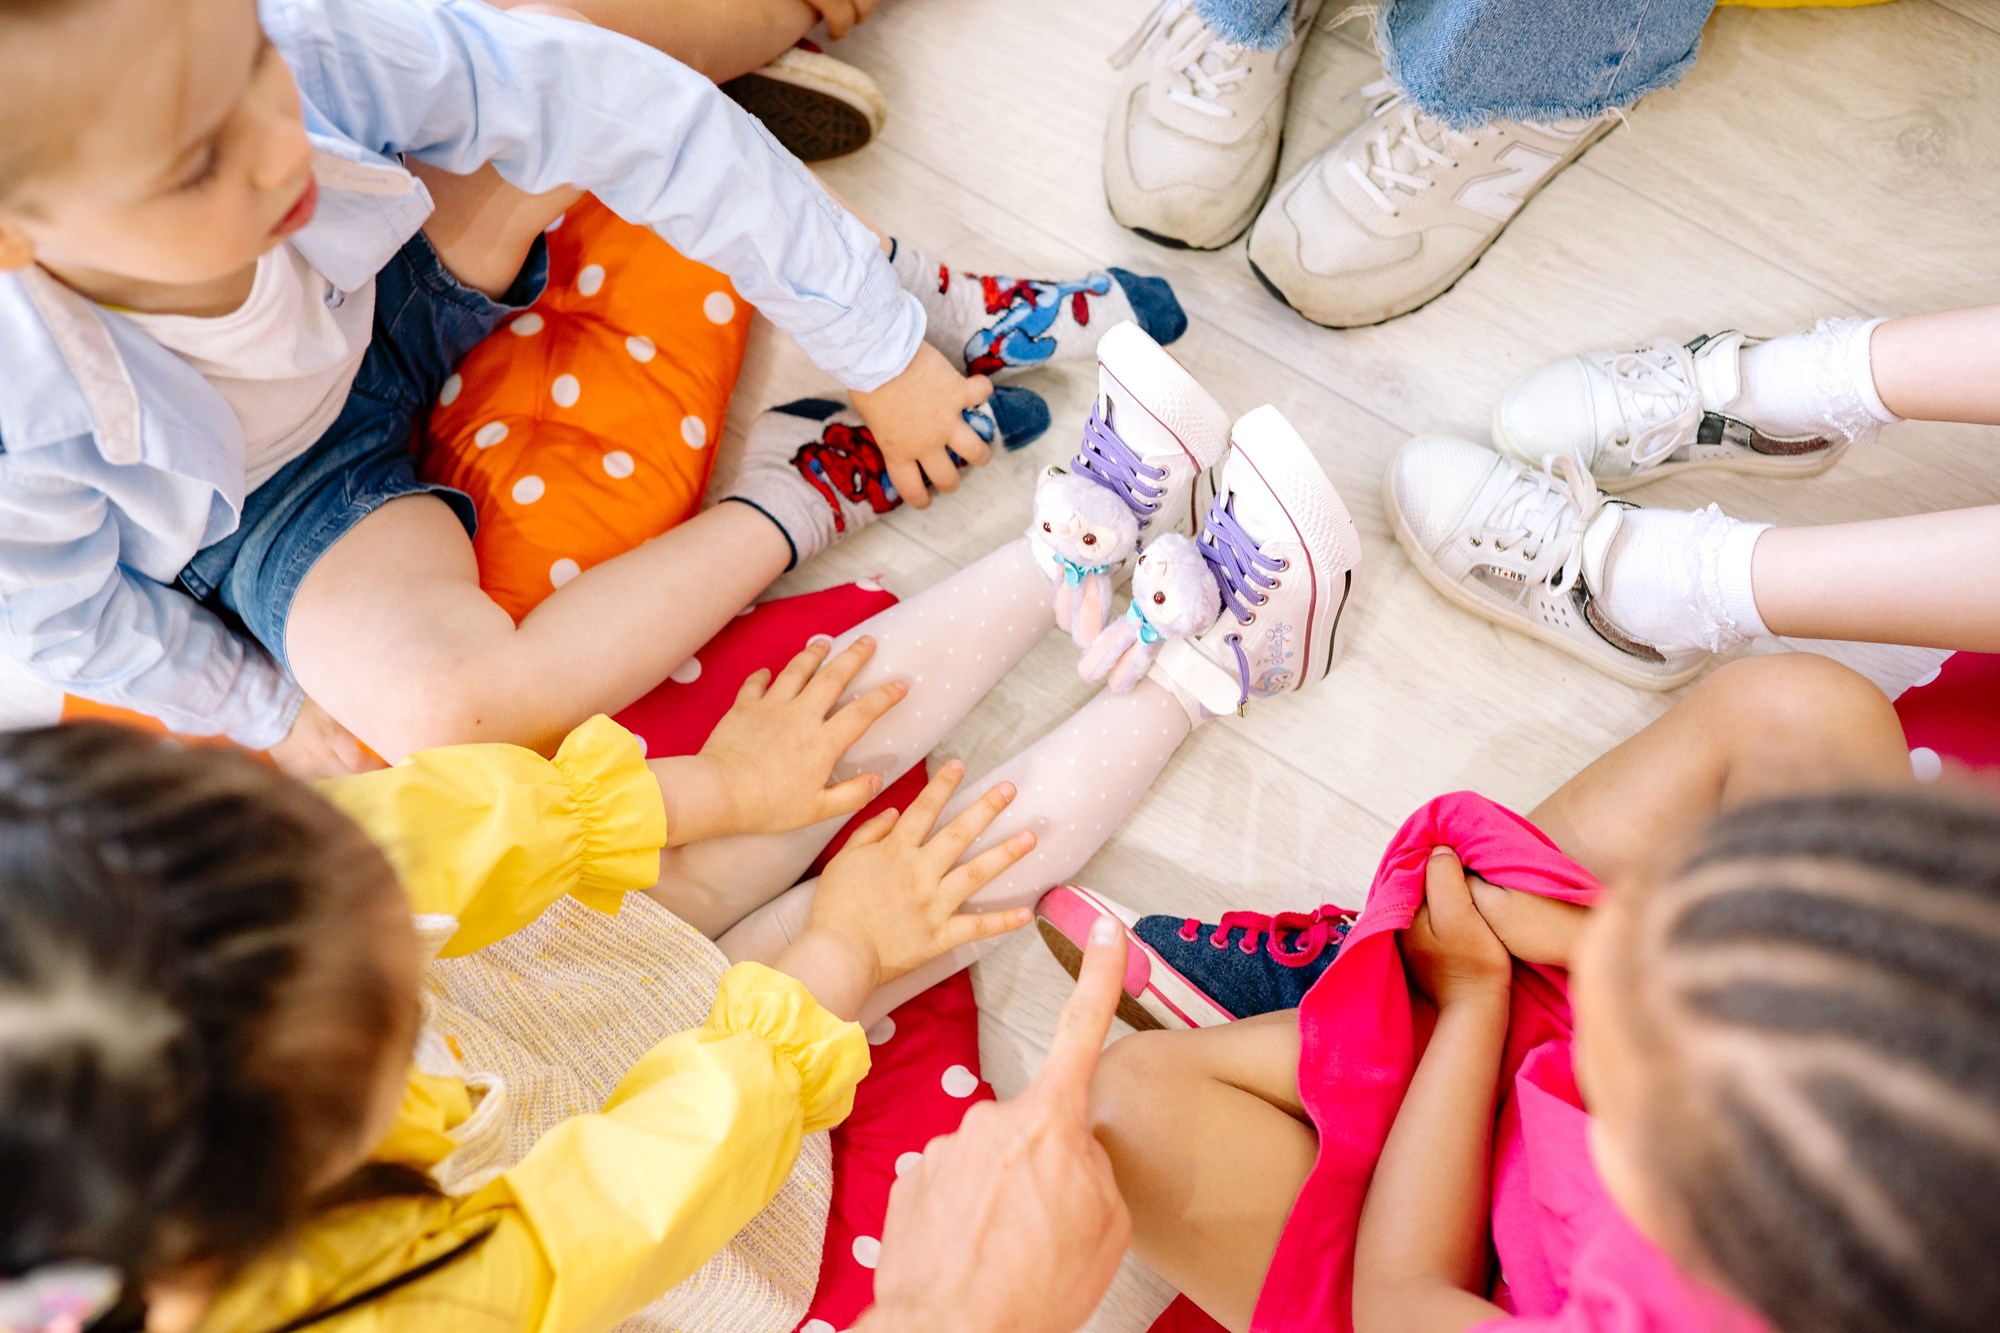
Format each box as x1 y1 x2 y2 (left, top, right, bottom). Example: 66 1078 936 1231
0 0 924 747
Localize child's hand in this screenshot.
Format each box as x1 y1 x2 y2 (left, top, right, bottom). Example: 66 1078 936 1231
850 344 995 510
806 760 1036 988
804 0 878 39
694 637 905 837
1467 878 1590 969
268 698 383 778
1402 849 1513 1009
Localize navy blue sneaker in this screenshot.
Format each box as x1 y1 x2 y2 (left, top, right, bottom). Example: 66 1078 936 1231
1034 885 1353 1031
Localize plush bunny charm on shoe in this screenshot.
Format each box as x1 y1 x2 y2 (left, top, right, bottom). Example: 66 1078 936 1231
1029 465 1141 647
1080 533 1221 694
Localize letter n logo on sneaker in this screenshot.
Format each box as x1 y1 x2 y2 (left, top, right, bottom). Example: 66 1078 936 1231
1456 144 1560 223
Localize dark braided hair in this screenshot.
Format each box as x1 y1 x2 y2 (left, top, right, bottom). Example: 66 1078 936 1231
1606 789 2000 1333
0 723 419 1317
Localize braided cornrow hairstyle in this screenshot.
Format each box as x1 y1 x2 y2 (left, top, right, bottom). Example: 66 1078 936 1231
0 723 415 1312
1607 788 2000 1333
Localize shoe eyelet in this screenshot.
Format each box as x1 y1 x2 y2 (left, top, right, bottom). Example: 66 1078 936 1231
1239 936 1258 955
1276 558 1291 572
1469 536 1483 547
1243 612 1257 625
1210 933 1231 950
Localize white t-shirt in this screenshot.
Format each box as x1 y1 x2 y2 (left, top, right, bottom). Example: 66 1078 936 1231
121 243 377 492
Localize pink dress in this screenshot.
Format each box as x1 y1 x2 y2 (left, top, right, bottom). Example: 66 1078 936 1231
1152 792 1769 1333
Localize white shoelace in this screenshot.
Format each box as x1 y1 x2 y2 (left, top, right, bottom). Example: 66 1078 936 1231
1341 79 1478 216
1472 455 1605 601
1595 339 1704 468
1110 0 1251 118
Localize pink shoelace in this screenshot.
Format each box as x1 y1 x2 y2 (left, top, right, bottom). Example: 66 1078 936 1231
1179 904 1355 968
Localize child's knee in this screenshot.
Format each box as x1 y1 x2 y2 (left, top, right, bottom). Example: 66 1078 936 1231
1704 653 1890 737
1089 1030 1189 1166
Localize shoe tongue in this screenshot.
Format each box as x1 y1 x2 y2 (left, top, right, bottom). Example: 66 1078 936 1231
1690 331 1746 411
1578 502 1626 593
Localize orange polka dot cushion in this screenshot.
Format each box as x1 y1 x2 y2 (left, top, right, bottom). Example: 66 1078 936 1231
421 194 753 621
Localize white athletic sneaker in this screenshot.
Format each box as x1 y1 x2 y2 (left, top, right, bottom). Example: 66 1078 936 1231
1492 331 1850 492
1384 435 1707 691
1153 406 1362 715
1245 80 1614 327
1072 319 1234 541
1104 0 1324 251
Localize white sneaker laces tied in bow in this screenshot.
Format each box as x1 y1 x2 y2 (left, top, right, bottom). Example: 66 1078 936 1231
1111 0 1252 118
1598 339 1704 468
1342 79 1478 216
1472 455 1605 601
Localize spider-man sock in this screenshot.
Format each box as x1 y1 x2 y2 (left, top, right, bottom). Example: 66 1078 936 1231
722 388 1051 570
888 241 1186 379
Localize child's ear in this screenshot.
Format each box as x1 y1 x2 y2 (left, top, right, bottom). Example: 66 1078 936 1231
0 219 34 270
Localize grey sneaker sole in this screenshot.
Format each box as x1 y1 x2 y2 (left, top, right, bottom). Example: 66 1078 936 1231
722 50 885 162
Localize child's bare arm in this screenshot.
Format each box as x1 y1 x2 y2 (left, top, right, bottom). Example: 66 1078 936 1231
1353 850 1512 1333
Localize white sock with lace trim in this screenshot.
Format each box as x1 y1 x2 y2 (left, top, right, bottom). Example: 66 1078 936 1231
1734 317 1899 442
1594 505 1772 655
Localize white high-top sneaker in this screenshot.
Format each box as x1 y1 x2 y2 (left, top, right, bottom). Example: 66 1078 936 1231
1245 80 1614 327
1068 319 1234 541
1104 0 1324 251
1152 406 1361 715
1492 331 1851 492
1384 435 1707 691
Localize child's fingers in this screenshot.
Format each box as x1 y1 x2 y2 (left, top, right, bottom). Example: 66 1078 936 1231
926 780 1019 865
802 635 877 711
895 760 968 844
888 456 932 510
841 807 900 849
936 904 1034 955
769 641 832 700
950 418 993 471
817 771 887 823
939 830 1037 909
734 667 774 705
925 447 964 495
827 679 906 749
1424 848 1477 922
960 372 994 410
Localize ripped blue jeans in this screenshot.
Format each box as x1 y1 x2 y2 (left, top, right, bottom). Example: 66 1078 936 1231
1194 0 1715 128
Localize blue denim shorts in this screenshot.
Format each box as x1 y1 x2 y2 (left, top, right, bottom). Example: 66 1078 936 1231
178 230 548 668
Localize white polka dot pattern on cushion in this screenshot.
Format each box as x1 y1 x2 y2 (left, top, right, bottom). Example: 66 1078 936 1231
549 558 581 589
439 373 462 406
1912 662 1945 689
511 475 546 505
544 213 565 233
802 1322 836 1333
1912 747 1944 783
551 373 581 408
510 312 545 336
703 290 736 324
626 335 656 363
680 415 708 449
895 1151 922 1178
577 263 605 296
941 1065 978 1098
865 1016 896 1046
602 451 635 479
854 577 884 593
668 657 702 685
851 1236 881 1269
474 422 509 449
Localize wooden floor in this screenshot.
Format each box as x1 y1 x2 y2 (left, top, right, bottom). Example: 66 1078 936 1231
722 2 2000 1327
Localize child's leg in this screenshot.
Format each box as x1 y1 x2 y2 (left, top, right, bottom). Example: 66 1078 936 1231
488 0 821 82
646 537 1061 937
1529 652 1911 898
1869 303 2000 425
715 679 1195 1022
1090 1012 1315 1333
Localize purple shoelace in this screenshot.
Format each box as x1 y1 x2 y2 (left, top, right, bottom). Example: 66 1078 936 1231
1073 401 1168 519
1196 491 1286 706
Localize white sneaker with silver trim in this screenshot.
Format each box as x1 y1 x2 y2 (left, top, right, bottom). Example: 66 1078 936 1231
1385 434 1708 691
1246 79 1614 326
1492 330 1851 492
1104 0 1323 251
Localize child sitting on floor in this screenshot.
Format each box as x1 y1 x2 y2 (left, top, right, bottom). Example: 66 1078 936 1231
0 0 1181 778
1036 653 2000 1333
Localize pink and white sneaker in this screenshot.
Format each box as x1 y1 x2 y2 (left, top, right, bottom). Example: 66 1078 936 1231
1034 885 1353 1030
